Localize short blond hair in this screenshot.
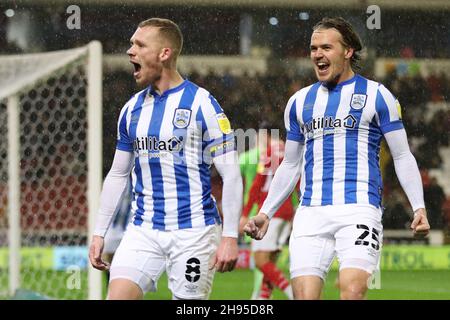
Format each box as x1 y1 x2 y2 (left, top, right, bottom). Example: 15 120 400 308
138 18 183 60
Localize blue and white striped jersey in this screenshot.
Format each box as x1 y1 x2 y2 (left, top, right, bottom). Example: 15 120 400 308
116 79 235 231
285 74 403 208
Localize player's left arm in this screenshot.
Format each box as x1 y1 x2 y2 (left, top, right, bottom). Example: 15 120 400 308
203 94 243 272
213 152 243 272
377 85 430 237
384 130 430 236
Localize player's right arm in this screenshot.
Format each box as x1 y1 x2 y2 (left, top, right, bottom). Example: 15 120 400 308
89 150 134 270
244 94 304 240
89 101 135 270
244 140 303 239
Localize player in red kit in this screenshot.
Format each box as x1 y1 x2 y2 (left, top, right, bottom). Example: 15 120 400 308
240 138 296 299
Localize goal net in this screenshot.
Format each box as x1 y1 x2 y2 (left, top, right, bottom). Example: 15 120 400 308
0 42 103 299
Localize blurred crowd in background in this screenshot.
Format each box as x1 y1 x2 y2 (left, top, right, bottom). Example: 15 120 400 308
1 5 448 59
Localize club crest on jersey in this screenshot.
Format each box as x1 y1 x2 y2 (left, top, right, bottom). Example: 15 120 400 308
173 108 192 129
350 94 367 110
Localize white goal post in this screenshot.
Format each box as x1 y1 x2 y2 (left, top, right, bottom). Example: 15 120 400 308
0 41 102 300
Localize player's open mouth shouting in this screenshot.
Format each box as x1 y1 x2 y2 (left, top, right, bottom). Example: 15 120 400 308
315 60 330 76
131 60 142 78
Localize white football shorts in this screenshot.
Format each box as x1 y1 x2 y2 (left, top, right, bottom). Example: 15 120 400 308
289 204 383 280
252 217 292 252
110 223 221 299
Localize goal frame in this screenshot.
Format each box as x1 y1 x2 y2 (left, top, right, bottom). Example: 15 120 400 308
4 41 103 300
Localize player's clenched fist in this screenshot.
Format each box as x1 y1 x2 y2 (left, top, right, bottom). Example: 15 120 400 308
243 212 270 240
411 208 430 238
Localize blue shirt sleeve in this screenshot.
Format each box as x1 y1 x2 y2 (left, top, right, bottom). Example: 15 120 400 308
376 84 404 135
201 94 236 158
284 95 305 143
116 104 134 152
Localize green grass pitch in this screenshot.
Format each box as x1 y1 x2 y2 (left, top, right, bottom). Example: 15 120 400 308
3 269 449 299
144 269 450 300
